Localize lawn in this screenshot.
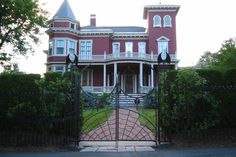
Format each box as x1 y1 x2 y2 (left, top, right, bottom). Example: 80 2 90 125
138 108 156 132
82 107 113 132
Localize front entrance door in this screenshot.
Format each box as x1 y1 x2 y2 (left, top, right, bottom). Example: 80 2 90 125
125 74 133 93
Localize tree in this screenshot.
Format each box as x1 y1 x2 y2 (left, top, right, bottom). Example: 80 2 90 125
197 38 236 70
0 0 48 64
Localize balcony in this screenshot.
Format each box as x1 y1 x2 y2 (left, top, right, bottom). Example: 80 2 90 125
78 52 177 63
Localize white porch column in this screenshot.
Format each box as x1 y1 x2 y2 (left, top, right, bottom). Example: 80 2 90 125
139 63 143 88
151 64 154 88
114 63 117 85
103 64 106 92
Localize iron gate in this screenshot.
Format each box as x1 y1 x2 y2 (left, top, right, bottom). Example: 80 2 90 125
79 83 158 143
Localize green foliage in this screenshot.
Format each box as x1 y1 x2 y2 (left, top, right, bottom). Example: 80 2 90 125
36 72 72 117
159 69 220 135
198 38 236 70
0 0 48 64
0 73 41 118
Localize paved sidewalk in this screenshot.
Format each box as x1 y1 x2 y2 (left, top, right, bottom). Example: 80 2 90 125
1 147 236 157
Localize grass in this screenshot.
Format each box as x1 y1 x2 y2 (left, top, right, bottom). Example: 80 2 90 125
138 108 156 132
82 107 113 132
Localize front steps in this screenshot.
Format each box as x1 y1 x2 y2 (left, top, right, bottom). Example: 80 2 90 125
112 93 145 107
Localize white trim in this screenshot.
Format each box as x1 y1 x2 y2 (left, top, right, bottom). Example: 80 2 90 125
151 64 154 87
134 75 137 93
156 36 170 41
114 63 117 85
103 64 106 89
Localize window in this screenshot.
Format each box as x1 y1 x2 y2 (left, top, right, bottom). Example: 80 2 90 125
158 41 168 54
163 15 172 27
79 40 92 60
68 40 76 54
81 70 93 86
112 42 120 57
138 42 146 57
157 36 169 54
125 42 133 57
56 40 65 55
48 40 53 56
55 66 64 73
70 23 75 29
153 15 161 27
47 66 52 72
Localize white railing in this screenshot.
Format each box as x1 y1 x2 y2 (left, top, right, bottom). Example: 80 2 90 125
139 86 154 93
78 52 177 62
82 86 153 94
82 86 114 93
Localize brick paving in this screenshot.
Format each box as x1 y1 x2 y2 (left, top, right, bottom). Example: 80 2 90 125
81 108 155 141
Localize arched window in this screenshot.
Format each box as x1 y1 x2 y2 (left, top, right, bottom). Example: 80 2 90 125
163 15 172 27
153 15 161 27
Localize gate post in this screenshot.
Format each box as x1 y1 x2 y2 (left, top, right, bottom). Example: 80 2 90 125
74 65 81 148
157 51 171 145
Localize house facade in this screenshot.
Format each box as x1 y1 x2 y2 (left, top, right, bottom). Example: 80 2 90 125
45 0 180 94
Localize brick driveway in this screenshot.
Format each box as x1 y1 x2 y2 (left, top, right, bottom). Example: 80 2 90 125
82 108 155 141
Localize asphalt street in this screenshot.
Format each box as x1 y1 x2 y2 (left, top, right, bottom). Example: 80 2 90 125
1 147 236 157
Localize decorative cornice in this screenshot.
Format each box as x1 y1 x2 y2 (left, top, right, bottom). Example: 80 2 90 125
143 4 180 19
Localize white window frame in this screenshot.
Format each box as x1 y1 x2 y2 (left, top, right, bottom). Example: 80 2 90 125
138 42 146 57
163 15 172 27
153 15 161 27
79 40 93 60
157 36 170 54
54 65 65 73
67 39 77 55
112 42 120 57
125 42 133 57
55 39 66 56
48 40 54 56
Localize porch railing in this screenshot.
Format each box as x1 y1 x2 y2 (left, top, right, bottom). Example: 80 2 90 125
139 86 154 93
82 86 153 94
78 52 177 63
82 86 114 93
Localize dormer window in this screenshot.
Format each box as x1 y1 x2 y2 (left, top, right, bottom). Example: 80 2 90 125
163 15 172 27
153 15 161 27
70 23 75 29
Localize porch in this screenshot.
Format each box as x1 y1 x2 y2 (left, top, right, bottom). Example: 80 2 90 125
79 63 173 94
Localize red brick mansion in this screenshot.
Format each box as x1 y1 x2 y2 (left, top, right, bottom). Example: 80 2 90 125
45 0 180 94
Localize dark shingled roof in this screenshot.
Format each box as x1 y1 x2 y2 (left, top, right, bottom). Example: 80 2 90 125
82 26 146 32
53 0 76 20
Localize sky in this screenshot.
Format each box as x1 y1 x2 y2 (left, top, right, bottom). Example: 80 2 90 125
6 0 236 74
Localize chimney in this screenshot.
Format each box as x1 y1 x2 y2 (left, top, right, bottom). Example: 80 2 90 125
90 14 96 26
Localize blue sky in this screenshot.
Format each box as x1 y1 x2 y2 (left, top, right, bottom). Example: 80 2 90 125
5 0 236 74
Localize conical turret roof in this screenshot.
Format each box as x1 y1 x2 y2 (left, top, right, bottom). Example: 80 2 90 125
53 0 76 20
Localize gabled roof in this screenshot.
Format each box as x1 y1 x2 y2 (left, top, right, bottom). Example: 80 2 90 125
53 0 76 21
81 26 146 33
